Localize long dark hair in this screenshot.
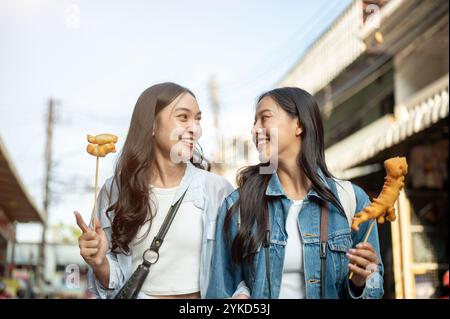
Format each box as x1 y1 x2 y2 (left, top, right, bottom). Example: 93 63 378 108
107 82 207 254
224 87 344 267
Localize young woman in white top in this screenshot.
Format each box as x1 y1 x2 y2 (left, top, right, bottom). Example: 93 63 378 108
74 82 235 299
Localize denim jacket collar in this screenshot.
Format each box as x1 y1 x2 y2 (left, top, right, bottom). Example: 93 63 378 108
265 167 331 201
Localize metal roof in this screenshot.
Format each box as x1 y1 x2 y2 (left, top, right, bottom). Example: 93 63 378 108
0 136 44 223
326 75 449 175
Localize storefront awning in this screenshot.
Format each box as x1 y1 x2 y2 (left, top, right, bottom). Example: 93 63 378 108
0 136 44 224
326 75 449 176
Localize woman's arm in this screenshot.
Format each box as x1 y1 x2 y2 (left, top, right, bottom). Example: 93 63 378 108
75 212 110 288
345 185 384 299
89 252 110 288
78 182 126 298
87 252 125 299
206 195 249 298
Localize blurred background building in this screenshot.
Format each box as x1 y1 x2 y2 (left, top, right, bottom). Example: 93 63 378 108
1 132 88 298
0 135 44 298
12 241 88 298
278 0 449 298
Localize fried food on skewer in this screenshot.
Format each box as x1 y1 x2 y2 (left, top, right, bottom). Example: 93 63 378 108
351 157 408 232
87 133 118 145
86 143 116 157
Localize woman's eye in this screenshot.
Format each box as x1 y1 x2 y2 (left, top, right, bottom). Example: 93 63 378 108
178 114 188 120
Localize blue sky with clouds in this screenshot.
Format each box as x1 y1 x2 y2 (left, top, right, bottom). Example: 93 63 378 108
0 0 351 241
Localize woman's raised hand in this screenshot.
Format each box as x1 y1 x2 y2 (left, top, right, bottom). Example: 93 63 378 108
74 211 109 269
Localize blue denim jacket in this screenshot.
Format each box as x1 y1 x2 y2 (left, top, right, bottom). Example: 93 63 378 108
87 161 234 298
206 170 384 299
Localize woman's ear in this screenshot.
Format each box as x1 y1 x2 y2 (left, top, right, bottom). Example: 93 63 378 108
152 121 157 136
295 119 303 136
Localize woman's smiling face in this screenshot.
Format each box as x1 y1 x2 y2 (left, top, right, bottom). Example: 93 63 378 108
153 92 202 162
251 95 302 164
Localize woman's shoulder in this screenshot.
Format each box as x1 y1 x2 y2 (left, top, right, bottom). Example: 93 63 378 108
103 175 114 188
346 180 371 209
348 181 369 203
331 177 369 199
223 188 240 207
330 177 370 210
102 176 117 196
192 165 234 192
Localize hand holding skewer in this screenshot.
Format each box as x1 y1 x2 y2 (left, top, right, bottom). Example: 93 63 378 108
348 157 408 282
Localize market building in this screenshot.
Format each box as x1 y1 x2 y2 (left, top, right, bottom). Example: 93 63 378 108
278 0 449 298
0 135 44 281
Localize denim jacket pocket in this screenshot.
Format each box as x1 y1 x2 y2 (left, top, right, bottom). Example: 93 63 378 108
250 239 287 255
327 231 352 287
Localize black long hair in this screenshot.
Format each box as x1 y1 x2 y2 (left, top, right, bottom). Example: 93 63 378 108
224 87 344 267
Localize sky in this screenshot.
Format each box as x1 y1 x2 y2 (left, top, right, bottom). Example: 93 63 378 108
0 0 352 242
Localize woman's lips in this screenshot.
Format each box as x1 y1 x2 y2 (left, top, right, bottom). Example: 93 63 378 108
180 137 194 149
256 138 270 151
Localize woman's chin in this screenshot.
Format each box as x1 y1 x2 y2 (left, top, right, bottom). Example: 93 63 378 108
170 145 194 163
258 150 272 164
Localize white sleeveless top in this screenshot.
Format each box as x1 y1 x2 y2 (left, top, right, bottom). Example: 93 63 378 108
131 185 203 296
278 199 306 299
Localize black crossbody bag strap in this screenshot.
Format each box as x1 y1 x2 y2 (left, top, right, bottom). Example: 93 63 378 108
114 187 188 299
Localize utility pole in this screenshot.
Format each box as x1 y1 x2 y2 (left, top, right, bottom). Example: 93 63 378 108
209 75 220 132
38 98 55 296
208 76 223 172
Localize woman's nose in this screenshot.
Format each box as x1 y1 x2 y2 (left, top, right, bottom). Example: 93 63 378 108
252 123 266 137
251 122 261 136
190 121 202 138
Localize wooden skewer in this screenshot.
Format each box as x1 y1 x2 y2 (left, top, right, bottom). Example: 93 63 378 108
349 219 376 280
92 156 99 230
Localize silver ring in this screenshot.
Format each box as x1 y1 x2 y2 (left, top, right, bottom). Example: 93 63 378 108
143 249 159 264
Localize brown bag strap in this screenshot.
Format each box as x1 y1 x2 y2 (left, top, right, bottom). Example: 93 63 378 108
320 202 329 299
263 208 272 298
264 200 328 299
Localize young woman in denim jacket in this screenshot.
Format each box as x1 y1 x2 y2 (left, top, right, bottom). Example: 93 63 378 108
207 87 384 299
74 83 234 299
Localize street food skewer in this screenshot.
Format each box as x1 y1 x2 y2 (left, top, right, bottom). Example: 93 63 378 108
349 157 408 280
86 133 118 230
